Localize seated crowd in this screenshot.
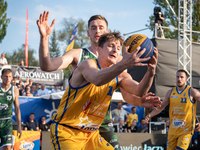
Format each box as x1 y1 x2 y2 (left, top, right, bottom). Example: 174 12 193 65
11 75 64 97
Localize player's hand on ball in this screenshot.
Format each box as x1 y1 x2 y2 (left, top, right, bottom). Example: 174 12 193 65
147 47 158 75
121 46 151 68
194 123 200 132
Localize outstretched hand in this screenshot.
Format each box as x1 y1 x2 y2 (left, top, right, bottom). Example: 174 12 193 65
17 125 22 138
147 47 158 76
195 123 200 132
36 11 55 37
121 46 151 69
140 92 161 110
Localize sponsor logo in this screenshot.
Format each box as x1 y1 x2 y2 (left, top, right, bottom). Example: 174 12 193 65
121 144 164 150
75 116 99 131
19 140 34 150
0 103 8 110
171 96 178 98
183 93 186 96
171 117 186 128
83 99 92 111
44 102 58 123
99 137 103 142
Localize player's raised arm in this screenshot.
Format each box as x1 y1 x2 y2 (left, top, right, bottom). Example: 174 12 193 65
37 11 81 71
14 86 22 138
145 89 171 123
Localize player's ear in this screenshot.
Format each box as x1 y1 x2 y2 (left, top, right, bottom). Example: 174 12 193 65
87 30 90 37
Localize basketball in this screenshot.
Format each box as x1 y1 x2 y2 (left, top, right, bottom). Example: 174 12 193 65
122 34 154 63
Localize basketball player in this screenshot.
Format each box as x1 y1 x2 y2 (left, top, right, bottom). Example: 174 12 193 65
0 69 22 150
50 31 161 150
145 69 200 150
37 11 158 149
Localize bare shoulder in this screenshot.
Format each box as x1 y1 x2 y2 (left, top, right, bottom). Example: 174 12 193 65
166 89 172 96
190 87 200 95
78 59 96 69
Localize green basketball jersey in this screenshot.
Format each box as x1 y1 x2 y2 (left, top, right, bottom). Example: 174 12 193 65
78 48 112 126
0 84 14 120
78 48 97 65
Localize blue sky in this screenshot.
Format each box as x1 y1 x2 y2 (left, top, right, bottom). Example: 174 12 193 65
1 0 156 60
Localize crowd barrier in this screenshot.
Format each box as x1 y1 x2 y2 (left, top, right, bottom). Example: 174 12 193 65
41 132 167 150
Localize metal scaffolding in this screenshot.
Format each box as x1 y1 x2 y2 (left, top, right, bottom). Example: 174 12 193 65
178 0 193 86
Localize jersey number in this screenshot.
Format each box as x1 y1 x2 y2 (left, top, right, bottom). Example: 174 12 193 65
107 86 113 96
181 97 187 103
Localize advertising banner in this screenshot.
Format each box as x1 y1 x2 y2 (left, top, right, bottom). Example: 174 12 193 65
13 130 40 150
12 97 144 125
11 65 63 86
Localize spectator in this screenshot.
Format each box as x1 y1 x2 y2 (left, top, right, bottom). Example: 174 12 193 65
24 77 29 87
36 83 40 92
138 118 148 133
24 86 33 97
112 102 128 124
24 113 39 131
51 85 61 93
19 60 25 67
31 85 37 96
60 86 65 91
29 79 33 87
36 84 49 96
39 116 50 132
165 119 170 133
0 53 8 67
18 80 25 96
127 107 138 127
127 119 138 133
11 77 17 86
118 118 127 133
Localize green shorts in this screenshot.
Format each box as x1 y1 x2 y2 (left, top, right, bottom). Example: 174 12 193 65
0 119 13 148
99 123 120 150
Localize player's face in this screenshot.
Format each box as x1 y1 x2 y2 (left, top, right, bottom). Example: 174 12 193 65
100 40 121 65
87 19 108 45
176 72 187 87
132 108 136 114
1 72 13 86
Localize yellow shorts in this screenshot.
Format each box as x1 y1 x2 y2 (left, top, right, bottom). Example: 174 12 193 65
167 134 192 150
50 123 115 150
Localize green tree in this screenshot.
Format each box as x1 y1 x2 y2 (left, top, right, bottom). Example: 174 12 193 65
0 0 10 43
146 0 200 42
58 17 90 79
58 17 90 51
5 44 39 66
49 29 60 58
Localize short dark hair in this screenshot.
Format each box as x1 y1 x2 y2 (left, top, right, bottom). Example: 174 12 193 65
1 69 12 76
131 107 136 111
88 15 108 28
176 69 188 77
98 31 124 48
29 113 35 116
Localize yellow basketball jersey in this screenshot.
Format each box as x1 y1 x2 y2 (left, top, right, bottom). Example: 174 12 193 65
168 85 196 135
52 59 118 132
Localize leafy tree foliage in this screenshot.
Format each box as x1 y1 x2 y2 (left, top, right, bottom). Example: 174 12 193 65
146 0 200 42
5 45 39 66
0 0 10 43
58 17 90 52
49 29 60 58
